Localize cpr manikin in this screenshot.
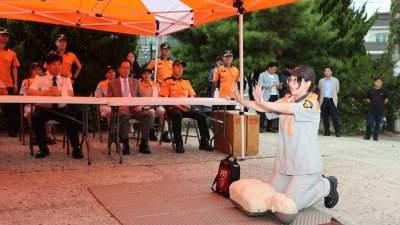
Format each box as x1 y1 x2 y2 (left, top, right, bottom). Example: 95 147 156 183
229 179 298 224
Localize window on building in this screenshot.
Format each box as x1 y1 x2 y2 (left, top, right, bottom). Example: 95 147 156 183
376 33 389 43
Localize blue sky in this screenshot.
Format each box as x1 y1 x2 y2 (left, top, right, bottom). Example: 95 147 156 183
352 0 390 17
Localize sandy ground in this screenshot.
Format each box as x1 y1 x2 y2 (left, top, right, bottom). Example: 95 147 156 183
0 130 399 225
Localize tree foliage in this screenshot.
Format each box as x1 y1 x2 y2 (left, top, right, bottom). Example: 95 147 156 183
1 0 398 133
0 19 138 96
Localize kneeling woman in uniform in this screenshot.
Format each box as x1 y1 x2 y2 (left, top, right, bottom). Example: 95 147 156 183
231 65 339 210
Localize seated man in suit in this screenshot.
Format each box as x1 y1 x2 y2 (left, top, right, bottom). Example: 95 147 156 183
107 59 155 155
159 60 213 153
27 54 82 159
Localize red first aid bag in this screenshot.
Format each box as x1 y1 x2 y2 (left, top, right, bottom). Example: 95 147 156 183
211 156 240 198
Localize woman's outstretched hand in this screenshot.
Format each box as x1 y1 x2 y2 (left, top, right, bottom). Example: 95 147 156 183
231 83 241 102
254 84 265 106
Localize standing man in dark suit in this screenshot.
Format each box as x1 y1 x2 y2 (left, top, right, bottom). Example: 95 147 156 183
318 66 340 137
108 60 155 155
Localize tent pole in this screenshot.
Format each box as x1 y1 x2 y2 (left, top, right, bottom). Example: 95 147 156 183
153 36 160 82
239 12 245 161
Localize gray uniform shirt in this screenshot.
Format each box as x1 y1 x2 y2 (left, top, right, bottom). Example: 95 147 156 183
266 94 322 175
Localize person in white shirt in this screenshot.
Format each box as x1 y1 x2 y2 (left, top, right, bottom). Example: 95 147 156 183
28 54 82 159
258 62 281 133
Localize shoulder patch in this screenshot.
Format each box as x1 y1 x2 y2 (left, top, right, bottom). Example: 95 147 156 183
160 82 166 87
303 100 313 109
60 73 68 77
38 72 47 76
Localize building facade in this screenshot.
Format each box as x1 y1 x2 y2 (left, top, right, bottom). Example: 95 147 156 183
364 12 390 60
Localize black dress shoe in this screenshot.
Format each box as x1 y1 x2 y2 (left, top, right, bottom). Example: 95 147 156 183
72 148 83 159
373 137 379 141
259 127 264 133
122 139 130 155
139 141 151 154
265 128 277 133
122 148 130 155
335 132 340 137
35 147 50 158
161 132 172 143
175 142 185 153
323 175 339 208
323 131 330 136
46 137 55 145
199 140 214 151
149 130 158 141
363 136 370 140
31 138 38 146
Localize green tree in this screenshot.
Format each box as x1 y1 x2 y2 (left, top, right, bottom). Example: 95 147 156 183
0 19 139 96
381 0 400 131
171 1 337 91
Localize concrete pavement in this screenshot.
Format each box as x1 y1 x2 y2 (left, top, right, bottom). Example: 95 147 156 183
0 131 399 225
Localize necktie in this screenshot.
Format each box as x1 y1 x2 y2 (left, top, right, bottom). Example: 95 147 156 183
52 77 58 108
123 79 130 97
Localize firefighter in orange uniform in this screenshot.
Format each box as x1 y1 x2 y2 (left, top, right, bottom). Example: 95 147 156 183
146 42 174 84
45 33 82 84
0 27 20 137
159 60 213 153
212 49 240 110
139 68 171 142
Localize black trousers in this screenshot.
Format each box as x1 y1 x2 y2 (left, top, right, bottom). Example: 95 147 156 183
33 107 80 150
167 108 210 144
266 95 279 129
321 98 340 133
2 87 19 135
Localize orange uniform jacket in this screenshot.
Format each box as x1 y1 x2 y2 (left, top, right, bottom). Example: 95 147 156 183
212 64 239 98
0 47 20 87
146 57 174 84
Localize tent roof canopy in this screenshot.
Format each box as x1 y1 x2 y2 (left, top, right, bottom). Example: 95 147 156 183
0 0 298 36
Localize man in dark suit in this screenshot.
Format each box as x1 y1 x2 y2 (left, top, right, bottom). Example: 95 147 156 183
108 59 155 155
318 66 340 137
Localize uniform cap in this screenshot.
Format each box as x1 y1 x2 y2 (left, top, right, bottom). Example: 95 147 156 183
287 65 316 84
105 65 114 73
141 68 152 74
172 60 186 68
55 33 67 41
29 62 42 70
0 27 10 35
160 42 171 49
223 50 233 57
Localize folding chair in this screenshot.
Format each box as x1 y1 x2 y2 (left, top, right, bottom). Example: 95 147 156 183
159 110 200 149
107 109 141 155
27 105 70 156
93 105 108 142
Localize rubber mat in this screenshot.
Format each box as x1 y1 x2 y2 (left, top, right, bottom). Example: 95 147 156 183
89 177 349 225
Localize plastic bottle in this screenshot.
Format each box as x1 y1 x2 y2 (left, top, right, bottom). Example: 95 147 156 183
61 83 68 97
152 86 158 98
214 88 219 99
